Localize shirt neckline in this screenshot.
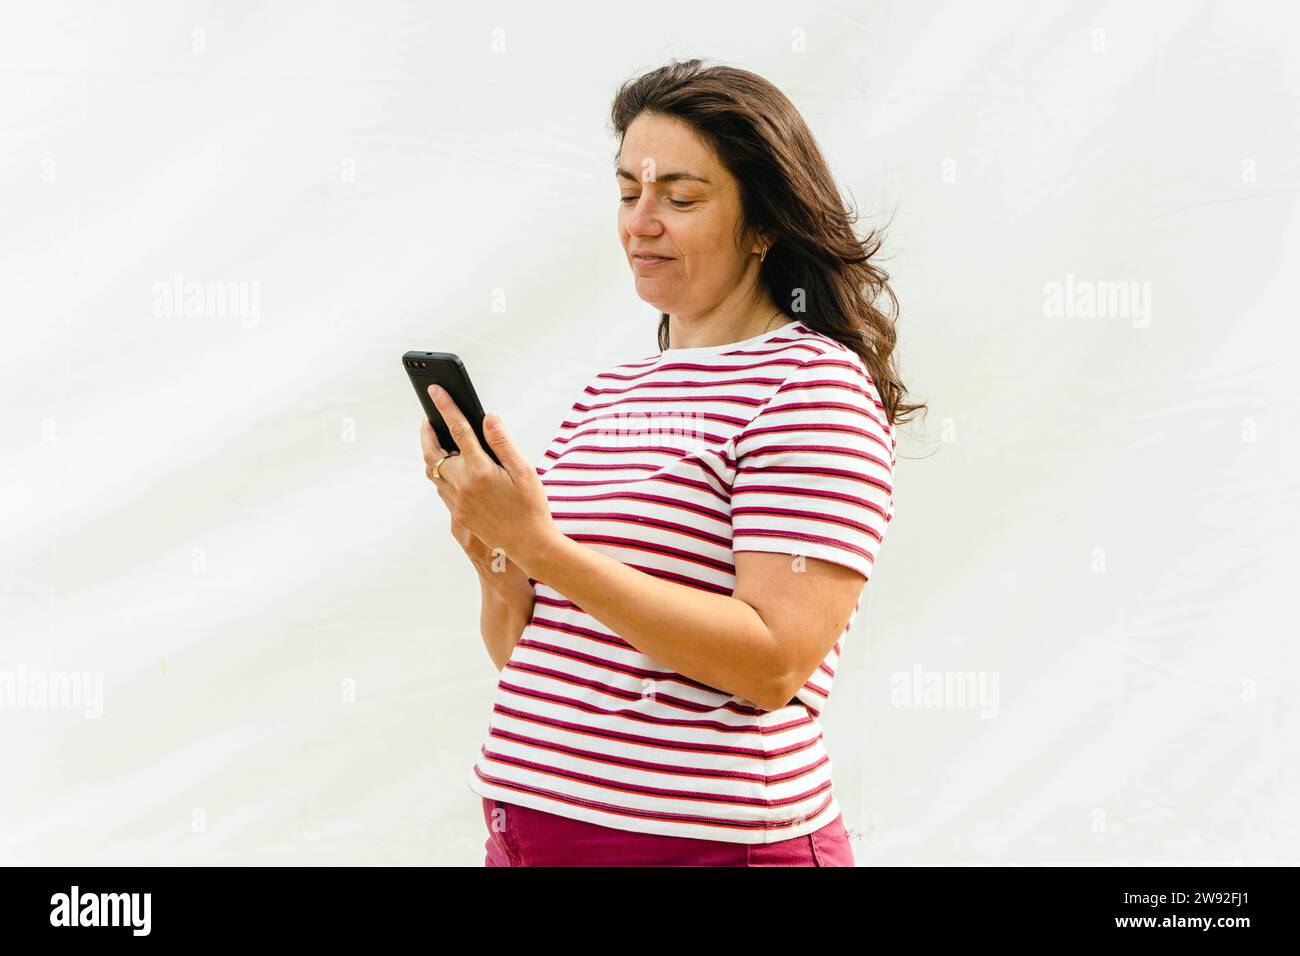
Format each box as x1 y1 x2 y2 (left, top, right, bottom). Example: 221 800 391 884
659 319 801 357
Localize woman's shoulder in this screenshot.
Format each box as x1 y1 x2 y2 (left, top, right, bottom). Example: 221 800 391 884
772 324 893 447
775 323 880 392
777 321 861 360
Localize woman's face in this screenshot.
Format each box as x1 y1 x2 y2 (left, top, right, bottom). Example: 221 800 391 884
616 111 764 318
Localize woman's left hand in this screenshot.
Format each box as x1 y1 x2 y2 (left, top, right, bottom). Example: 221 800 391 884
420 384 558 571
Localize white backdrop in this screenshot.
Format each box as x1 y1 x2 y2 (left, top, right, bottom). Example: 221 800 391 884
2 0 1297 865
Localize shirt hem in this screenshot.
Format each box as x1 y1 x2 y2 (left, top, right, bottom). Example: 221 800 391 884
466 762 840 846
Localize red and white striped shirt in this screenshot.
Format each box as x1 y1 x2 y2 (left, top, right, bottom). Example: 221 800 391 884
467 320 897 843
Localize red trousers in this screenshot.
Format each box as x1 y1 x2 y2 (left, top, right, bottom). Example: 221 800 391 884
482 797 855 867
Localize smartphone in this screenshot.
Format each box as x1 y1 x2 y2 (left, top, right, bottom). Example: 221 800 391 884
403 351 501 466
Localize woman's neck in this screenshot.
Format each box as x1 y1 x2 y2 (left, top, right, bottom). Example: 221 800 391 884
666 300 789 350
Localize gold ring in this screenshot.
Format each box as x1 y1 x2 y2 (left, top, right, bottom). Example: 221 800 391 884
431 453 453 480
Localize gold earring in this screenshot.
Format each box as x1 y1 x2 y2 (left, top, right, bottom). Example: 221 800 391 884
759 246 768 263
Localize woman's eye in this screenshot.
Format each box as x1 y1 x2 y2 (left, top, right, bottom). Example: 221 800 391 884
619 196 695 208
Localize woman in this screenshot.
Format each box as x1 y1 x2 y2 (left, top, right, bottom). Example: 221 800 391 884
420 59 924 866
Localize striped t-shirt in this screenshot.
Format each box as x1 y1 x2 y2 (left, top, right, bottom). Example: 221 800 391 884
467 320 897 844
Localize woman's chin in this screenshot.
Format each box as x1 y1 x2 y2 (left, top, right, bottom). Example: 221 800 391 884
633 282 674 307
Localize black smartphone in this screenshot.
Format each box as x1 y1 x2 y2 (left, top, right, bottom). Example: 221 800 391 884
403 350 500 466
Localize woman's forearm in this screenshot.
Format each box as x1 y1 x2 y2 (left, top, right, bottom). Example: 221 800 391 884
513 531 789 710
478 575 534 671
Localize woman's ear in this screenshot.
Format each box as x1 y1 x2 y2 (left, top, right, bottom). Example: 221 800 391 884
750 228 776 258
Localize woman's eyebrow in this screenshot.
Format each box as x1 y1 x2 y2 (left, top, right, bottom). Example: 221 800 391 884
615 166 711 184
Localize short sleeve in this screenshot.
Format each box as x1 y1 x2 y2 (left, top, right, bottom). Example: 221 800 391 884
729 353 896 581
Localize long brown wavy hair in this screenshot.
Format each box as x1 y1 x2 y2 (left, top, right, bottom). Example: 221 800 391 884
609 58 925 430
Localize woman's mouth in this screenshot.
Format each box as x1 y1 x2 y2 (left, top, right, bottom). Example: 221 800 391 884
633 253 674 270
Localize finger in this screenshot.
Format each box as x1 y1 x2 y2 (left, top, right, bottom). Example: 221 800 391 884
482 411 530 480
420 416 447 464
427 384 488 466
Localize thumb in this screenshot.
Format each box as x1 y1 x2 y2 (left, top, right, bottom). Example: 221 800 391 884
482 411 528 475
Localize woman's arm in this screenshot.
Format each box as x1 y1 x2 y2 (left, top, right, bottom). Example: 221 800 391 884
477 573 535 671
442 511 535 670
511 531 862 712
421 387 865 710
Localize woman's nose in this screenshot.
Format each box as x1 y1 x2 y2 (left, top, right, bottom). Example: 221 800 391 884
624 198 662 236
